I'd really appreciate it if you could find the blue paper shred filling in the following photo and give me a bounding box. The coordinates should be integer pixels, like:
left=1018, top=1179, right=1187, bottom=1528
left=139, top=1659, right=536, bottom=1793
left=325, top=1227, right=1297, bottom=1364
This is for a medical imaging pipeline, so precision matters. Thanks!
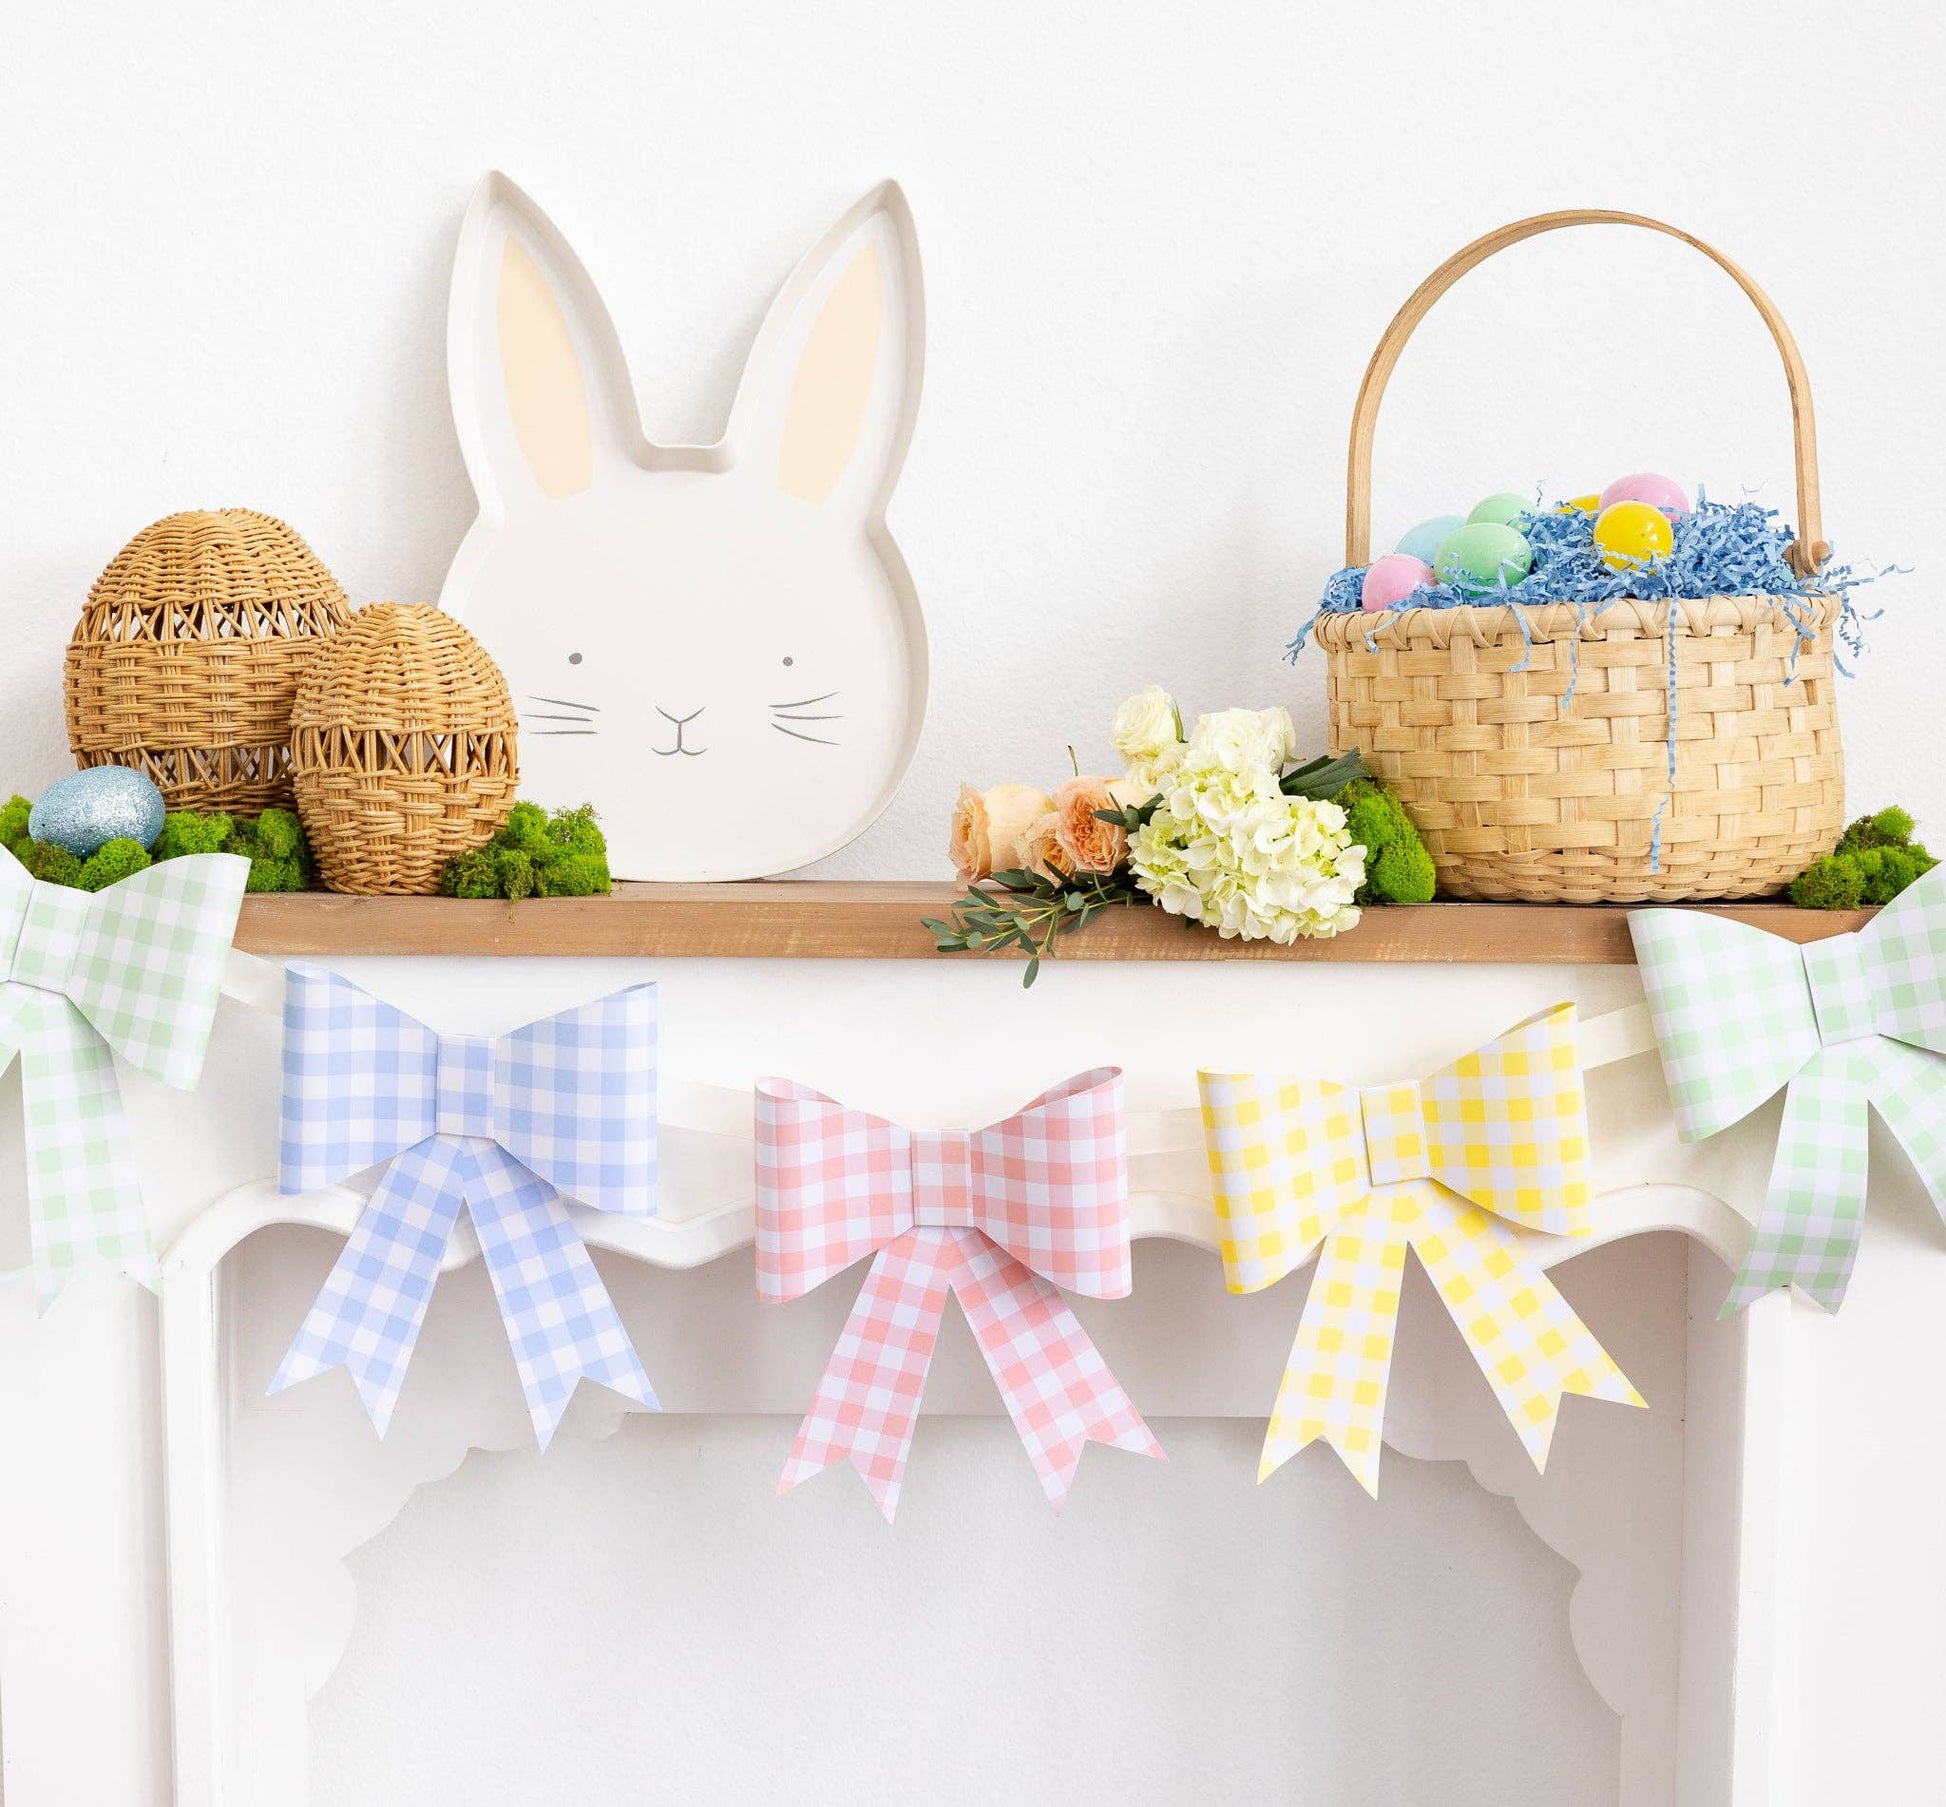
left=1288, top=492, right=1897, bottom=874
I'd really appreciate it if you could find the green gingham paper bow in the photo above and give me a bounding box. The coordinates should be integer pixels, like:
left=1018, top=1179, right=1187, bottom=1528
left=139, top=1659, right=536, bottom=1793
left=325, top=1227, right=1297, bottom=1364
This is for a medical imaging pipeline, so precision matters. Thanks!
left=0, top=849, right=250, bottom=1301
left=1630, top=866, right=1946, bottom=1311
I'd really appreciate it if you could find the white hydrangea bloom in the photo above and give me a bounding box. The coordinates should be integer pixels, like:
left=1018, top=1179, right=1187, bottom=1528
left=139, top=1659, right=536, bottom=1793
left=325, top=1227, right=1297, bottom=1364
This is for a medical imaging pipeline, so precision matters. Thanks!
left=1129, top=746, right=1364, bottom=943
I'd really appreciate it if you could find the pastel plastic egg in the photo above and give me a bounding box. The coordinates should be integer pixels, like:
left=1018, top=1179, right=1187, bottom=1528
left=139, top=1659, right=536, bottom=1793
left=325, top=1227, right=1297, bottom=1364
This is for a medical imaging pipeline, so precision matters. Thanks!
left=28, top=767, right=167, bottom=858
left=1394, top=515, right=1466, bottom=567
left=1593, top=500, right=1676, bottom=572
left=1598, top=472, right=1690, bottom=517
left=1560, top=493, right=1601, bottom=514
left=1467, top=492, right=1533, bottom=529
left=1433, top=522, right=1533, bottom=594
left=1360, top=553, right=1435, bottom=612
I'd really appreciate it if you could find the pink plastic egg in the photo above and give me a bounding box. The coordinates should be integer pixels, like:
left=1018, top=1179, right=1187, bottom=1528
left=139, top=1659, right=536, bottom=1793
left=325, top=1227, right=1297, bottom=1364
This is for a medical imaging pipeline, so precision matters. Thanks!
left=1598, top=472, right=1690, bottom=517
left=1361, top=552, right=1435, bottom=612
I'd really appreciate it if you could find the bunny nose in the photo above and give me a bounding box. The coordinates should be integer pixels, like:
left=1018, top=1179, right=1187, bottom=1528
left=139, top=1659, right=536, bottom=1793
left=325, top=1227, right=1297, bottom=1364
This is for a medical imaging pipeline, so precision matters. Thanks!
left=657, top=707, right=704, bottom=726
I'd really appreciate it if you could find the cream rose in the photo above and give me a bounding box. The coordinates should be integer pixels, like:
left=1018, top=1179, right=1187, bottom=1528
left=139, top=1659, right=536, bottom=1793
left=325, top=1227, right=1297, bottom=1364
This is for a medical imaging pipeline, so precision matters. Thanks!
left=1111, top=685, right=1182, bottom=769
left=950, top=782, right=1056, bottom=880
left=1184, top=705, right=1296, bottom=778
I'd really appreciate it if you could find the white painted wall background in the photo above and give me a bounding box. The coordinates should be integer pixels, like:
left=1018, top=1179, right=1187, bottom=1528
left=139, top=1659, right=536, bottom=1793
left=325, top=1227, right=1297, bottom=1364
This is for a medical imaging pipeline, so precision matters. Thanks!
left=3, top=5, right=1945, bottom=1804
left=0, top=1, right=1940, bottom=864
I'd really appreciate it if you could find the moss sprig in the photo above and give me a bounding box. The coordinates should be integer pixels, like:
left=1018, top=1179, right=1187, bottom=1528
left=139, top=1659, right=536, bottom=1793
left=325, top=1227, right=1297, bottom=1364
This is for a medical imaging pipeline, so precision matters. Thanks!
left=440, top=802, right=612, bottom=900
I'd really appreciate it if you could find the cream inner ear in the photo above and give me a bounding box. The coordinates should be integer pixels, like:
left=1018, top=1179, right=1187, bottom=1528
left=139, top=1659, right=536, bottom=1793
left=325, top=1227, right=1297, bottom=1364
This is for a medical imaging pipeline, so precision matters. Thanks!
left=497, top=236, right=595, bottom=499
left=777, top=243, right=882, bottom=505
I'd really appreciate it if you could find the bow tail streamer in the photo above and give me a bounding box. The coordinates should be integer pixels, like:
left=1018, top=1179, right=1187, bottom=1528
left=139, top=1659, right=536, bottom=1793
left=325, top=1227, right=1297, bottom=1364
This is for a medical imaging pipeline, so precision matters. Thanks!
left=1260, top=1188, right=1642, bottom=1495
left=270, top=1138, right=469, bottom=1434
left=459, top=1142, right=659, bottom=1447
left=1259, top=1195, right=1414, bottom=1495
left=1405, top=1183, right=1644, bottom=1468
left=780, top=1229, right=954, bottom=1520
left=1729, top=1049, right=1873, bottom=1312
left=940, top=1229, right=1163, bottom=1507
left=6, top=992, right=155, bottom=1302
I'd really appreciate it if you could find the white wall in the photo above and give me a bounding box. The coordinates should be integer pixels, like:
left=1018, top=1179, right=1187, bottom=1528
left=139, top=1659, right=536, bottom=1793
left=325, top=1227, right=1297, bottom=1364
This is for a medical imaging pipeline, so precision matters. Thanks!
left=1, top=0, right=1940, bottom=874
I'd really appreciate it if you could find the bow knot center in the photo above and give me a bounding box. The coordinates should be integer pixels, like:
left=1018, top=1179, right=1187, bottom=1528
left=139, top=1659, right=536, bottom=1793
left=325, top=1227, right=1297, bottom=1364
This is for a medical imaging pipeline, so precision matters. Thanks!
left=1359, top=1081, right=1431, bottom=1186
left=2, top=885, right=92, bottom=995
left=1803, top=935, right=1879, bottom=1047
left=435, top=1034, right=496, bottom=1137
left=909, top=1128, right=977, bottom=1229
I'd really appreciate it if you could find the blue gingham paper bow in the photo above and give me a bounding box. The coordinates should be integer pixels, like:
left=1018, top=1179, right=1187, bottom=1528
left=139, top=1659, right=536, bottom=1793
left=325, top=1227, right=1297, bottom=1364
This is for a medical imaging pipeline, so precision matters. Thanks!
left=0, top=849, right=249, bottom=1301
left=271, top=966, right=660, bottom=1443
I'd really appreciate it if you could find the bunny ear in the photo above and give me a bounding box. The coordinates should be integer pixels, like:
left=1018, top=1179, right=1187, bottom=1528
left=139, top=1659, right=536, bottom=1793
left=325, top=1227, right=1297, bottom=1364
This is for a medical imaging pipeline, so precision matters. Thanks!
left=448, top=171, right=641, bottom=510
left=727, top=181, right=924, bottom=522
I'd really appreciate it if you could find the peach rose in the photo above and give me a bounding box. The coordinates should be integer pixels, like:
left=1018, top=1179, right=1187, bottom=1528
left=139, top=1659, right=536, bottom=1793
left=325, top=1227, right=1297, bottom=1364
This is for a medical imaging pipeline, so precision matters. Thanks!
left=950, top=782, right=1057, bottom=880
left=1026, top=775, right=1147, bottom=878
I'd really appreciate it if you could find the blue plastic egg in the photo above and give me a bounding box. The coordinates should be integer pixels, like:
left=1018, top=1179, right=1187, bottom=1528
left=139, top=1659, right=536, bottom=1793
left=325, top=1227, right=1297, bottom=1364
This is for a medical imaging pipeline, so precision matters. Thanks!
left=29, top=767, right=167, bottom=858
left=1395, top=515, right=1466, bottom=568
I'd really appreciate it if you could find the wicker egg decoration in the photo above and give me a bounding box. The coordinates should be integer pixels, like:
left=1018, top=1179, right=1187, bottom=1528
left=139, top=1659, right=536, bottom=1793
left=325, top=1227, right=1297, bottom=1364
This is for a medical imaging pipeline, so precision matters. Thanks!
left=65, top=509, right=352, bottom=812
left=290, top=602, right=519, bottom=895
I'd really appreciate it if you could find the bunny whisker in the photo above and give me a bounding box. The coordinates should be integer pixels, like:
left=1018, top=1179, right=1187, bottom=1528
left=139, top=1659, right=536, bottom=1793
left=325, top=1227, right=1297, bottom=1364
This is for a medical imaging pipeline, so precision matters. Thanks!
left=529, top=711, right=603, bottom=722
left=771, top=712, right=844, bottom=722
left=528, top=694, right=600, bottom=712
left=768, top=690, right=840, bottom=709
left=532, top=729, right=601, bottom=736
left=772, top=723, right=841, bottom=747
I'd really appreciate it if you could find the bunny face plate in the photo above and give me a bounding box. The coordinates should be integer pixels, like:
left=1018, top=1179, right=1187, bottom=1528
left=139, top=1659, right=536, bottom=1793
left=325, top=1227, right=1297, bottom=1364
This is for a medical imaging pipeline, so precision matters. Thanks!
left=441, top=174, right=928, bottom=881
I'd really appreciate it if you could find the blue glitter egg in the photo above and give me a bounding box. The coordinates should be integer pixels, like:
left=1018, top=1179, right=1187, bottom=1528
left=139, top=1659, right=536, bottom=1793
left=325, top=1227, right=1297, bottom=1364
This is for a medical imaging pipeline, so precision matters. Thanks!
left=29, top=768, right=167, bottom=857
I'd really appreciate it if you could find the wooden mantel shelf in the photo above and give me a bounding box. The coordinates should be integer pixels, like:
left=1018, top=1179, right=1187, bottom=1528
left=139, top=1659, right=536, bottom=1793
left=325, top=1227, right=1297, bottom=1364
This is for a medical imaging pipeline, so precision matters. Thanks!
left=232, top=883, right=1874, bottom=964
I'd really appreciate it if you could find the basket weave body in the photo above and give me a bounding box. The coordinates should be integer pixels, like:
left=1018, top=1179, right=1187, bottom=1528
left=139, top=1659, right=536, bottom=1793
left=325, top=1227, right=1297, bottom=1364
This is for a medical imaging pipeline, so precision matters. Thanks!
left=1317, top=596, right=1844, bottom=903
left=65, top=509, right=351, bottom=812
left=290, top=603, right=518, bottom=895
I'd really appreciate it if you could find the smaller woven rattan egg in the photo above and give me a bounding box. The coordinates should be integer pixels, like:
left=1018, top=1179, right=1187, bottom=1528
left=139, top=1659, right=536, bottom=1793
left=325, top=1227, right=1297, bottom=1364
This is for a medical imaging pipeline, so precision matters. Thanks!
left=29, top=767, right=167, bottom=858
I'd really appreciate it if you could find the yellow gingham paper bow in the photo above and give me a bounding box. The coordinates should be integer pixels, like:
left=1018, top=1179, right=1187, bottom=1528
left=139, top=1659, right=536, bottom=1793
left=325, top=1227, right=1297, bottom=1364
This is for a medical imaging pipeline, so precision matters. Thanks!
left=1199, top=1004, right=1643, bottom=1495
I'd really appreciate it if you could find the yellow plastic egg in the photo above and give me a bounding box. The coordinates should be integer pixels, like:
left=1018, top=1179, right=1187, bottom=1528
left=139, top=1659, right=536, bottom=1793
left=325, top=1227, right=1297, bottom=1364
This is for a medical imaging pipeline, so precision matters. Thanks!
left=1560, top=493, right=1600, bottom=514
left=1593, top=500, right=1674, bottom=572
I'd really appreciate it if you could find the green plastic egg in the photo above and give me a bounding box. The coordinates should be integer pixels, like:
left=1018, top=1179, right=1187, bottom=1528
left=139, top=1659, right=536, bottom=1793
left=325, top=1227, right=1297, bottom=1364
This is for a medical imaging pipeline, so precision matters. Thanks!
left=1433, top=522, right=1533, bottom=594
left=1467, top=492, right=1533, bottom=528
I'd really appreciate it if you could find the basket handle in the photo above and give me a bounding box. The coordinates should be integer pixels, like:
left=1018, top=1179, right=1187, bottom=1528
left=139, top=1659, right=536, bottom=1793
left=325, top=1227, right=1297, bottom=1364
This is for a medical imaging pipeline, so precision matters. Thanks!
left=1344, top=209, right=1828, bottom=577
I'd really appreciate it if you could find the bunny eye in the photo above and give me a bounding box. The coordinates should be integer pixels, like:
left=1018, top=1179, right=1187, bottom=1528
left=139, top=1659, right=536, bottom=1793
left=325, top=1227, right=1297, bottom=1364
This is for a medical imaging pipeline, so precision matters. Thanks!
left=781, top=656, right=795, bottom=667
left=568, top=652, right=584, bottom=666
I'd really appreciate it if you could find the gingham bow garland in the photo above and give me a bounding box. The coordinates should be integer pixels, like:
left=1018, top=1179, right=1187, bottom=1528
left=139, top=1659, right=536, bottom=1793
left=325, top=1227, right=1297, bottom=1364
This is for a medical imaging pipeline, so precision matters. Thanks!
left=755, top=1068, right=1164, bottom=1521
left=0, top=850, right=249, bottom=1301
left=272, top=966, right=660, bottom=1444
left=1199, top=1004, right=1642, bottom=1496
left=1631, top=866, right=1946, bottom=1312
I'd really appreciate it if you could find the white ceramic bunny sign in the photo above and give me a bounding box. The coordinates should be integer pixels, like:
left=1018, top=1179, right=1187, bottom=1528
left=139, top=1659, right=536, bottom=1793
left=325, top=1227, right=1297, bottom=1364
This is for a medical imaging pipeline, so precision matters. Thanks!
left=441, top=173, right=927, bottom=880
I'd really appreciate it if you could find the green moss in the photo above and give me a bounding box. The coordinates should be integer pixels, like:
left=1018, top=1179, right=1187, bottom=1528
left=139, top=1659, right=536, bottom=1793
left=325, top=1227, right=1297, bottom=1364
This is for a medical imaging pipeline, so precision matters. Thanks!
left=77, top=838, right=154, bottom=891
left=226, top=808, right=313, bottom=892
left=1790, top=807, right=1937, bottom=909
left=19, top=840, right=83, bottom=886
left=439, top=802, right=613, bottom=900
left=1335, top=778, right=1437, bottom=905
left=151, top=810, right=234, bottom=859
left=2, top=792, right=314, bottom=892
left=0, top=795, right=32, bottom=855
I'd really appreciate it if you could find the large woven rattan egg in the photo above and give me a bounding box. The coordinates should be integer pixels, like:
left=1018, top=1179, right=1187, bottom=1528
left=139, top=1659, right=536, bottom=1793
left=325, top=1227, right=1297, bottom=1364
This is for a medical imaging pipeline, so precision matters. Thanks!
left=65, top=510, right=352, bottom=813
left=289, top=602, right=519, bottom=895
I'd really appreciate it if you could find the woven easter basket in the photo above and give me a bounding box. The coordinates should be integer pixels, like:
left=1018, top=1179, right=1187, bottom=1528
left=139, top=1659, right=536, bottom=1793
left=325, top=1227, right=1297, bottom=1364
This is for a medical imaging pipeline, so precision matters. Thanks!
left=290, top=602, right=518, bottom=895
left=64, top=508, right=352, bottom=812
left=1321, top=210, right=1844, bottom=904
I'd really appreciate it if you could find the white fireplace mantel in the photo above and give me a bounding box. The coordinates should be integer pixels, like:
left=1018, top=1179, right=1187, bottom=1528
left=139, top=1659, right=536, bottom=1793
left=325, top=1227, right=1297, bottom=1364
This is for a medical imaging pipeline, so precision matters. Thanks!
left=0, top=892, right=1938, bottom=1807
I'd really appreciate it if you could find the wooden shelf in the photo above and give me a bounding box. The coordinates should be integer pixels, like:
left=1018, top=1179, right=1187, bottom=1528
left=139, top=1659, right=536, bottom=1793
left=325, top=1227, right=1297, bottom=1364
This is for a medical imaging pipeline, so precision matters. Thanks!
left=232, top=883, right=1874, bottom=964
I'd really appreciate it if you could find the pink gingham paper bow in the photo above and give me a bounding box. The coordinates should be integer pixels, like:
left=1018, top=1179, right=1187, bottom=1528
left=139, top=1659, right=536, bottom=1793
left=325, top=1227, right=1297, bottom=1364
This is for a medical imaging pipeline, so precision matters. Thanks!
left=756, top=1068, right=1164, bottom=1520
